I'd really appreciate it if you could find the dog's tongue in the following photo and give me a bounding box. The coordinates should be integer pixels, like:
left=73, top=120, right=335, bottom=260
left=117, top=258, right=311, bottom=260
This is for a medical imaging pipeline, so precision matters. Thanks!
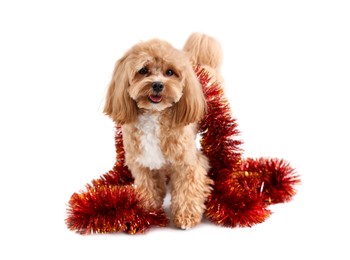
left=149, top=95, right=162, bottom=103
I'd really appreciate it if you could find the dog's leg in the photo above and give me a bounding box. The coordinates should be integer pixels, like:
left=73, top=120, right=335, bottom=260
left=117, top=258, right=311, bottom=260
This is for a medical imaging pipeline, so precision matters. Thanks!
left=129, top=164, right=166, bottom=209
left=170, top=153, right=212, bottom=229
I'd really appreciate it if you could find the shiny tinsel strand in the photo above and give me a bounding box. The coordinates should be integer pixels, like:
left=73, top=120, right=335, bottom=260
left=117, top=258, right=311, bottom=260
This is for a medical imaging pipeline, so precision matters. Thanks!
left=194, top=66, right=300, bottom=228
left=196, top=66, right=243, bottom=174
left=66, top=185, right=168, bottom=234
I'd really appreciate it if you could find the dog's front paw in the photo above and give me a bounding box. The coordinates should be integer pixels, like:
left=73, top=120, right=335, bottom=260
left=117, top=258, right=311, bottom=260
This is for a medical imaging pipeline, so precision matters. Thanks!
left=173, top=213, right=202, bottom=230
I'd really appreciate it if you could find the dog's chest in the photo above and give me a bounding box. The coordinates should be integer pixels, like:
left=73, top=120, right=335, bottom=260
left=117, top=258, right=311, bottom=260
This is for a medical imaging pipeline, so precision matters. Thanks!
left=135, top=114, right=166, bottom=170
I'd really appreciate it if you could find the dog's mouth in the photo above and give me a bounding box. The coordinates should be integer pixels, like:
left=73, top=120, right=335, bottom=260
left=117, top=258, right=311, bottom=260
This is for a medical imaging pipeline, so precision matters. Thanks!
left=148, top=94, right=163, bottom=103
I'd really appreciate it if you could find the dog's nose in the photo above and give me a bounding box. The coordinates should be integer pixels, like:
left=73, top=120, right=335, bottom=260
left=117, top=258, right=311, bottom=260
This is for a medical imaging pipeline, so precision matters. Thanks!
left=152, top=82, right=164, bottom=93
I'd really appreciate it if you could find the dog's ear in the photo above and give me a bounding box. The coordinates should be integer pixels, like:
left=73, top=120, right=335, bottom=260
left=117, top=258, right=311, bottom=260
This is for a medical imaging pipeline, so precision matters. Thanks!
left=172, top=64, right=207, bottom=126
left=104, top=54, right=138, bottom=125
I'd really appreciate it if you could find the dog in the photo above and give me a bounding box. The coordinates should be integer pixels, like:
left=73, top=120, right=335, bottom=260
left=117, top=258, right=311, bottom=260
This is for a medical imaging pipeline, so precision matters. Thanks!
left=104, top=33, right=222, bottom=229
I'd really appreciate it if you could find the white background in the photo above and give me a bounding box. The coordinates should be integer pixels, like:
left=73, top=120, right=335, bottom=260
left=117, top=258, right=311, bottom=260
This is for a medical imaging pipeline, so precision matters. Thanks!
left=1, top=0, right=349, bottom=259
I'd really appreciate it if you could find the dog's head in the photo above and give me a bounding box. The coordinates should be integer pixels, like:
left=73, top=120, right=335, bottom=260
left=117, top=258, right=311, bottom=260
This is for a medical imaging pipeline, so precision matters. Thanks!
left=104, top=39, right=206, bottom=125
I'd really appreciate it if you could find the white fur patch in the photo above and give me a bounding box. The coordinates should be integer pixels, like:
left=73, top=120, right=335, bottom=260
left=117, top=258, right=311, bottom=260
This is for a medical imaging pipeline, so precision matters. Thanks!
left=135, top=113, right=166, bottom=170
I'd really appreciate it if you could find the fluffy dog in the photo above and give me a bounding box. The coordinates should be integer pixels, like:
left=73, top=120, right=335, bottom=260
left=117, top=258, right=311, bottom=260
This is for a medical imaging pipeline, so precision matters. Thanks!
left=104, top=33, right=221, bottom=229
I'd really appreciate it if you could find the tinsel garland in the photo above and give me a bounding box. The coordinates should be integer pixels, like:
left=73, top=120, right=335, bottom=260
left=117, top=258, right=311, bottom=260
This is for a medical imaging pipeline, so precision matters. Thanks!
left=66, top=185, right=168, bottom=234
left=66, top=65, right=300, bottom=234
left=195, top=66, right=300, bottom=227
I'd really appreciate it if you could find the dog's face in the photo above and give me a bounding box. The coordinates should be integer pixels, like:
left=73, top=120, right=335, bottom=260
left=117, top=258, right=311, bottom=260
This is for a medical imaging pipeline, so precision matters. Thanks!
left=104, top=39, right=206, bottom=125
left=127, top=40, right=185, bottom=112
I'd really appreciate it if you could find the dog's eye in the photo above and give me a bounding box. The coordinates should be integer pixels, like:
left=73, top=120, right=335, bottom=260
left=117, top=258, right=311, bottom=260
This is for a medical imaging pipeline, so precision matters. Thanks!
left=165, top=69, right=174, bottom=77
left=138, top=67, right=148, bottom=75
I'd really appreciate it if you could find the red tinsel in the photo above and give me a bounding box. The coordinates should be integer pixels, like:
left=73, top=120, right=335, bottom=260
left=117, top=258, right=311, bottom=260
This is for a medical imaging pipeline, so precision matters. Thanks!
left=66, top=65, right=300, bottom=234
left=194, top=66, right=300, bottom=227
left=66, top=185, right=168, bottom=234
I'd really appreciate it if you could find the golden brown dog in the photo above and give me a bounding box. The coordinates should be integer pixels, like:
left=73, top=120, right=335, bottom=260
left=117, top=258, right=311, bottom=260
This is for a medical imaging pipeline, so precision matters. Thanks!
left=104, top=33, right=221, bottom=229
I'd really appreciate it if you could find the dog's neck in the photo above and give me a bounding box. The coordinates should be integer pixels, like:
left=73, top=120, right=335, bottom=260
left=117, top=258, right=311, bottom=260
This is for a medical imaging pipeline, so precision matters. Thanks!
left=137, top=108, right=173, bottom=126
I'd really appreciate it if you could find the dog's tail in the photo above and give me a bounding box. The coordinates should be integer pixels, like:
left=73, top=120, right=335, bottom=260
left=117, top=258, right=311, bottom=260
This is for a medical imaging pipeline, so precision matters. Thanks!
left=183, top=33, right=223, bottom=71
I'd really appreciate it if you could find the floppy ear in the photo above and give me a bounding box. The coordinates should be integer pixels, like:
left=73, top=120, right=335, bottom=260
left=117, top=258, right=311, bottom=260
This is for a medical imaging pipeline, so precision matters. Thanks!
left=172, top=65, right=207, bottom=126
left=103, top=54, right=138, bottom=125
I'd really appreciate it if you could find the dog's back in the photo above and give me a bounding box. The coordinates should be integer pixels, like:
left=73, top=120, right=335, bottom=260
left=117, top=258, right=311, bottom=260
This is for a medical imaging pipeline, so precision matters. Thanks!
left=183, top=33, right=222, bottom=72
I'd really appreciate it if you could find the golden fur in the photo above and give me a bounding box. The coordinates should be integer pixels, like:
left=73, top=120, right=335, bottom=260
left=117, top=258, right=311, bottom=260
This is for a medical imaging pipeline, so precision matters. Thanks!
left=104, top=33, right=222, bottom=229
